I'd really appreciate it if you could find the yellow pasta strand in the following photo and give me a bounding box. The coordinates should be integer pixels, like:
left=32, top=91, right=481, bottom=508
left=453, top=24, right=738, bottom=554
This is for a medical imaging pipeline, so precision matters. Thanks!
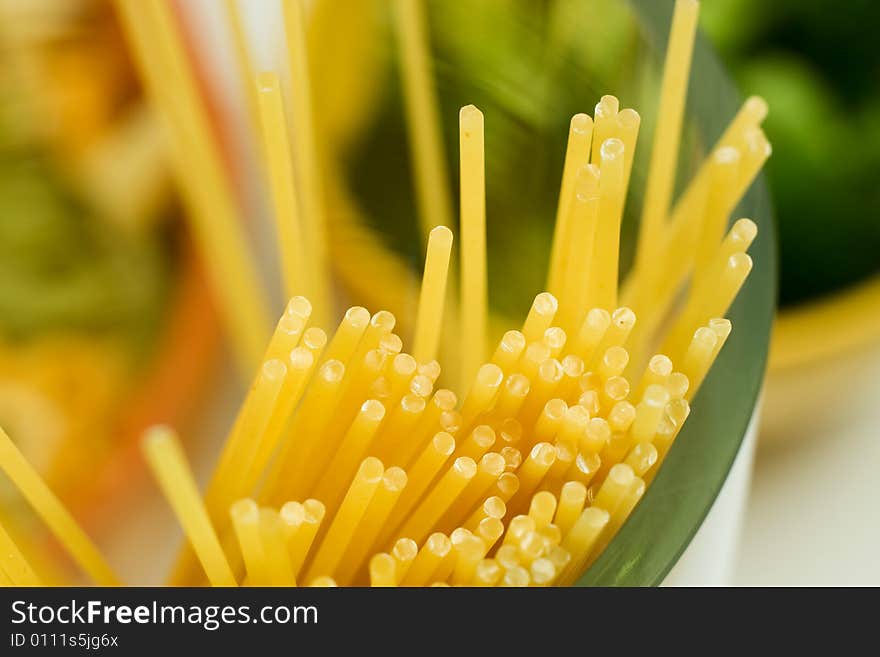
left=491, top=330, right=527, bottom=372
left=0, top=519, right=41, bottom=586
left=694, top=146, right=741, bottom=280
left=400, top=533, right=451, bottom=586
left=393, top=0, right=453, bottom=240
left=662, top=218, right=757, bottom=358
left=256, top=72, right=309, bottom=300
left=559, top=507, right=610, bottom=584
left=283, top=499, right=326, bottom=578
left=398, top=457, right=477, bottom=545
left=259, top=508, right=296, bottom=586
left=204, top=359, right=286, bottom=525
left=629, top=384, right=671, bottom=445
left=617, top=108, right=642, bottom=196
left=692, top=318, right=733, bottom=394
left=265, top=359, right=348, bottom=503
left=391, top=538, right=419, bottom=582
left=413, top=226, right=454, bottom=363
left=369, top=553, right=399, bottom=587
left=238, top=345, right=322, bottom=502
left=590, top=95, right=620, bottom=164
left=460, top=363, right=504, bottom=427
left=335, top=467, right=408, bottom=585
left=230, top=500, right=270, bottom=586
left=548, top=114, right=594, bottom=296
left=305, top=457, right=385, bottom=581
left=588, top=137, right=627, bottom=311
left=143, top=427, right=235, bottom=587
left=558, top=165, right=600, bottom=331
left=554, top=481, right=588, bottom=537
left=324, top=306, right=372, bottom=365
left=314, top=400, right=387, bottom=511
left=635, top=0, right=700, bottom=271
left=459, top=105, right=488, bottom=386
left=0, top=427, right=118, bottom=586
left=282, top=0, right=331, bottom=326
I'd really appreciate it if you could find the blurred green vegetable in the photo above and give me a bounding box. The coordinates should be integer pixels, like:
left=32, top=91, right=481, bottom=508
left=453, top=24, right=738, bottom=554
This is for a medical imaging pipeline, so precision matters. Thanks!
left=0, top=152, right=172, bottom=353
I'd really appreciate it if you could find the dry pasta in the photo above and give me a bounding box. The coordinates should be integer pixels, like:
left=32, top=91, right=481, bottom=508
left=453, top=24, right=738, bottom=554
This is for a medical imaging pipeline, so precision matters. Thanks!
left=0, top=0, right=767, bottom=587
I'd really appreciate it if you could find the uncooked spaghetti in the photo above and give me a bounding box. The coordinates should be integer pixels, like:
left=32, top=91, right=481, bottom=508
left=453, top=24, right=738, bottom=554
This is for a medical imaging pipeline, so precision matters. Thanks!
left=0, top=0, right=768, bottom=587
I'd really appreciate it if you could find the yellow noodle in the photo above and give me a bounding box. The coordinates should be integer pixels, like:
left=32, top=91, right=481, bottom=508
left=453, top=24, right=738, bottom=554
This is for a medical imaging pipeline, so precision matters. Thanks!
left=282, top=0, right=331, bottom=325
left=305, top=457, right=385, bottom=581
left=144, top=428, right=234, bottom=587
left=0, top=519, right=41, bottom=586
left=393, top=0, right=454, bottom=240
left=548, top=115, right=593, bottom=296
left=413, top=226, right=454, bottom=363
left=636, top=0, right=700, bottom=270
left=0, top=428, right=118, bottom=586
left=459, top=105, right=488, bottom=384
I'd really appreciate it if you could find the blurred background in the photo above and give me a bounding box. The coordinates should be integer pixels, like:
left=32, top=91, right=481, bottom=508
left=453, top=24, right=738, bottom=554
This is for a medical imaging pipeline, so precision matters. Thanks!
left=0, top=0, right=876, bottom=584
left=0, top=0, right=221, bottom=529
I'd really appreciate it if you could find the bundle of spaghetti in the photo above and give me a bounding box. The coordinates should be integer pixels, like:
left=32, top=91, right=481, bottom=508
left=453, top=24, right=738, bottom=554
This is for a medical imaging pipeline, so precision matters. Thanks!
left=0, top=259, right=751, bottom=587
left=0, top=0, right=768, bottom=587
